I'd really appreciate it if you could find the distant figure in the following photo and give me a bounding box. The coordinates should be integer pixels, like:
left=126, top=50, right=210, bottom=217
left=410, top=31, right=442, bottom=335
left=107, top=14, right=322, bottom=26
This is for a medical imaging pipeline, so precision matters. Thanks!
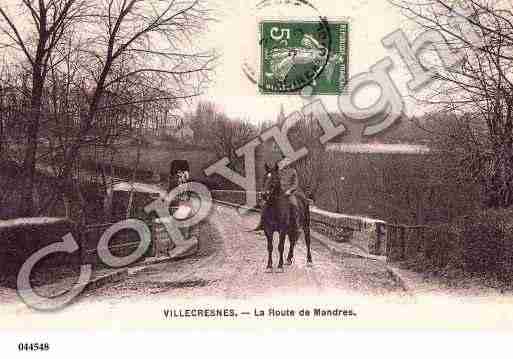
left=168, top=160, right=190, bottom=201
left=177, top=169, right=190, bottom=184
left=178, top=169, right=190, bottom=201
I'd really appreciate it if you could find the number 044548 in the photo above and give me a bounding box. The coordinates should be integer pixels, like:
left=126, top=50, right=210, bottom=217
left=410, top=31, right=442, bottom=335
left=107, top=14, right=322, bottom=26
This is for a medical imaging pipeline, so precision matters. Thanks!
left=18, top=343, right=50, bottom=351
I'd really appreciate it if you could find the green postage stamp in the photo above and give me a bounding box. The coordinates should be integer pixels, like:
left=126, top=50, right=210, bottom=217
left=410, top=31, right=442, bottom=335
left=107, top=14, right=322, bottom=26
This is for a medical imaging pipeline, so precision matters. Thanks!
left=259, top=19, right=349, bottom=95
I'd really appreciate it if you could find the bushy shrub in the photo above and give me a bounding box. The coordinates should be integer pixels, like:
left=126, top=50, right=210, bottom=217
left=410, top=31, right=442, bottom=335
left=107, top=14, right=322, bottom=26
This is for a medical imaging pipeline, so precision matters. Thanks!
left=405, top=208, right=513, bottom=283
left=448, top=209, right=513, bottom=278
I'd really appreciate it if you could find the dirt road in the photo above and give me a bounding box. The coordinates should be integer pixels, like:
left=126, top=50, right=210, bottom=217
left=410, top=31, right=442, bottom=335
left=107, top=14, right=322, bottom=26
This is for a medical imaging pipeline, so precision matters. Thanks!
left=85, top=204, right=402, bottom=300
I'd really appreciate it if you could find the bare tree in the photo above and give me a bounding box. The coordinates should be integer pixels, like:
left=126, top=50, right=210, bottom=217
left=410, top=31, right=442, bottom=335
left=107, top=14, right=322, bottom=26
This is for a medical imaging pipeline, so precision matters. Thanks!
left=290, top=112, right=328, bottom=201
left=55, top=0, right=215, bottom=211
left=390, top=0, right=513, bottom=207
left=0, top=0, right=89, bottom=216
left=191, top=101, right=257, bottom=171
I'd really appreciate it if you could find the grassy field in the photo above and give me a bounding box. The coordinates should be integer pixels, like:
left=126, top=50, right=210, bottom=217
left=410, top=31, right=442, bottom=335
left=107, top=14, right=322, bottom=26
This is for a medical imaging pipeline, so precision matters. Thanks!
left=82, top=140, right=219, bottom=180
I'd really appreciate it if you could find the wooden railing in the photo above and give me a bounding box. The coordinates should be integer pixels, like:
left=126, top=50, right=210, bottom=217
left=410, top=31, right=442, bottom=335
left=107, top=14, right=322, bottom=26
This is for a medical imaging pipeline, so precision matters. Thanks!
left=210, top=190, right=458, bottom=264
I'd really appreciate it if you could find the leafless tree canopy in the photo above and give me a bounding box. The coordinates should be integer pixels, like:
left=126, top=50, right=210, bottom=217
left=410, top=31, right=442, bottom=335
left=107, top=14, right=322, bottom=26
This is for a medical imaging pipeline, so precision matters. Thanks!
left=390, top=0, right=513, bottom=207
left=0, top=0, right=215, bottom=219
left=189, top=102, right=257, bottom=173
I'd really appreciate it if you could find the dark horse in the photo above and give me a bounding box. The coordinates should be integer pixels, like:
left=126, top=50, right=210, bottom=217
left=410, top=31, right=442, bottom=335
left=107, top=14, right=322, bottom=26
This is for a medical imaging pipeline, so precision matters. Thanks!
left=262, top=163, right=312, bottom=272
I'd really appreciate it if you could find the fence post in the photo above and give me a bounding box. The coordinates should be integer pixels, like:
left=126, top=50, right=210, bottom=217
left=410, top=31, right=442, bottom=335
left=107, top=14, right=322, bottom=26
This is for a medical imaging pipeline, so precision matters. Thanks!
left=376, top=222, right=387, bottom=255
left=399, top=226, right=405, bottom=261
left=373, top=223, right=380, bottom=255
left=415, top=227, right=422, bottom=259
left=374, top=222, right=385, bottom=255
left=386, top=225, right=393, bottom=262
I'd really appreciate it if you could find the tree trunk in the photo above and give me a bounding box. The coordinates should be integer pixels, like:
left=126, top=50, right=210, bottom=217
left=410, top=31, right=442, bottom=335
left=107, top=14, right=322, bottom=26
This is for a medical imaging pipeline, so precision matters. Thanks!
left=18, top=76, right=44, bottom=217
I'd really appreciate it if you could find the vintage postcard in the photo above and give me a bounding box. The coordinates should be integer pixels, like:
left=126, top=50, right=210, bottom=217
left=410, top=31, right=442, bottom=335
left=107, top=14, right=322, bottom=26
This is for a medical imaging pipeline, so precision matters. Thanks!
left=1, top=0, right=513, bottom=355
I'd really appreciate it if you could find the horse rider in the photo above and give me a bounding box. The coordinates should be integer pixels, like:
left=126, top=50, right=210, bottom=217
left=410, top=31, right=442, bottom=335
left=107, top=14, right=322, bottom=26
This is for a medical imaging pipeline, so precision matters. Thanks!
left=253, top=155, right=307, bottom=231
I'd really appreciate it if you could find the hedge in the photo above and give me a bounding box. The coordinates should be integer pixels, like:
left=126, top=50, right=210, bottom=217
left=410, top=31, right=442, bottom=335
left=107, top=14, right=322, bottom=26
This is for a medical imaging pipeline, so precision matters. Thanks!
left=402, top=208, right=513, bottom=283
left=0, top=217, right=79, bottom=287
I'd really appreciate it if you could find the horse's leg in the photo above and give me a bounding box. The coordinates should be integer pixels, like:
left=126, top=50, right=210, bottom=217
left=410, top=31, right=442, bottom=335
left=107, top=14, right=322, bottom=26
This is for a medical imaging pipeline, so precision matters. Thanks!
left=286, top=199, right=299, bottom=265
left=277, top=231, right=286, bottom=271
left=286, top=228, right=297, bottom=265
left=304, top=207, right=313, bottom=265
left=265, top=229, right=273, bottom=272
left=304, top=226, right=313, bottom=265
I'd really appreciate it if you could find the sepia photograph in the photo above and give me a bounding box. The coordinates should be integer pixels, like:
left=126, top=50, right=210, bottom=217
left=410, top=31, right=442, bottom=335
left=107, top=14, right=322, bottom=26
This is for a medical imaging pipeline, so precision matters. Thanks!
left=1, top=0, right=513, bottom=356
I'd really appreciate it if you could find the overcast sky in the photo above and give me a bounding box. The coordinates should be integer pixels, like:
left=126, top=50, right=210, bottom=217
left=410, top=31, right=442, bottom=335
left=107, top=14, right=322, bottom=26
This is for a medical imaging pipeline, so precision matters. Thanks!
left=192, top=0, right=417, bottom=124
